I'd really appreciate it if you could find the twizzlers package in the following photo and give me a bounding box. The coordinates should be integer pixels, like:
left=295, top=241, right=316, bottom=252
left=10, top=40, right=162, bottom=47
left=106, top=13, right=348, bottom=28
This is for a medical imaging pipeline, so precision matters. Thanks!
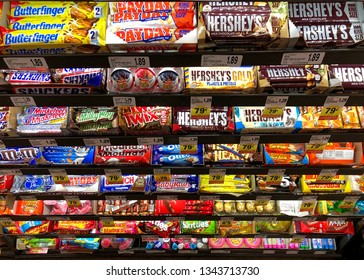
left=118, top=106, right=172, bottom=135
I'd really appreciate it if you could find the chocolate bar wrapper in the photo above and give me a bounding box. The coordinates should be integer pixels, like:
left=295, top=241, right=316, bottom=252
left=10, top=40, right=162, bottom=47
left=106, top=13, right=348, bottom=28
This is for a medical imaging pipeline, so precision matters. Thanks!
left=99, top=175, right=147, bottom=192
left=289, top=2, right=364, bottom=23
left=108, top=68, right=183, bottom=94
left=263, top=145, right=309, bottom=166
left=328, top=64, right=364, bottom=93
left=0, top=175, right=14, bottom=193
left=200, top=2, right=284, bottom=13
left=36, top=146, right=95, bottom=165
left=204, top=144, right=263, bottom=166
left=0, top=108, right=11, bottom=136
left=98, top=200, right=154, bottom=216
left=288, top=21, right=364, bottom=48
left=68, top=107, right=120, bottom=135
left=234, top=106, right=302, bottom=133
left=173, top=106, right=234, bottom=133
left=94, top=145, right=151, bottom=166
left=10, top=1, right=108, bottom=19
left=153, top=144, right=203, bottom=155
left=184, top=67, right=256, bottom=93
left=10, top=175, right=54, bottom=193
left=148, top=174, right=198, bottom=193
left=256, top=221, right=291, bottom=233
left=257, top=65, right=329, bottom=94
left=255, top=175, right=299, bottom=193
left=110, top=2, right=195, bottom=14
left=199, top=175, right=251, bottom=194
left=341, top=106, right=361, bottom=129
left=299, top=106, right=343, bottom=132
left=357, top=107, right=364, bottom=128
left=155, top=200, right=213, bottom=215
left=6, top=71, right=51, bottom=85
left=180, top=220, right=216, bottom=234
left=217, top=221, right=253, bottom=236
left=0, top=147, right=40, bottom=165
left=152, top=153, right=204, bottom=166
left=119, top=106, right=172, bottom=135
left=264, top=143, right=305, bottom=155
left=52, top=68, right=104, bottom=87
left=301, top=175, right=351, bottom=193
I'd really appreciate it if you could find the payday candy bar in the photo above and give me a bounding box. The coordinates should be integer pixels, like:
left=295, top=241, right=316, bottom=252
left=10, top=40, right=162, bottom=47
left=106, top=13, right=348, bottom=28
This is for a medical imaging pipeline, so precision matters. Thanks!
left=153, top=153, right=203, bottom=166
left=100, top=175, right=147, bottom=192
left=110, top=2, right=195, bottom=14
left=264, top=152, right=307, bottom=165
left=10, top=1, right=107, bottom=19
left=6, top=72, right=51, bottom=84
left=119, top=106, right=172, bottom=135
left=259, top=65, right=323, bottom=83
left=289, top=2, right=364, bottom=23
left=173, top=106, right=234, bottom=133
left=0, top=147, right=40, bottom=164
left=328, top=64, right=364, bottom=90
left=94, top=145, right=151, bottom=166
left=292, top=22, right=364, bottom=48
left=148, top=174, right=198, bottom=193
left=153, top=144, right=203, bottom=155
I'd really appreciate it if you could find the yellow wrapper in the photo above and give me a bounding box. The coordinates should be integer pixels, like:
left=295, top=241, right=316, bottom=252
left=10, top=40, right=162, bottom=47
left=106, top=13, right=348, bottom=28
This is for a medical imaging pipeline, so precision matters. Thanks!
left=199, top=175, right=251, bottom=193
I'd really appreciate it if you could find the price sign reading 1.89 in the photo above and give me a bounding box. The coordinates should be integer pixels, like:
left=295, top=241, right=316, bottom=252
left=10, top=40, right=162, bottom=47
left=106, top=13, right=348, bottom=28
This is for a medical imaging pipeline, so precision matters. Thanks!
left=190, top=96, right=212, bottom=119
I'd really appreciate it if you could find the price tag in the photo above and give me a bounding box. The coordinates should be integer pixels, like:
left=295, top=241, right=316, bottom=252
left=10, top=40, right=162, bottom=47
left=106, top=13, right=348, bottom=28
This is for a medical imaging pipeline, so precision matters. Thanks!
left=339, top=196, right=360, bottom=209
left=0, top=196, right=5, bottom=201
left=118, top=250, right=134, bottom=255
left=179, top=137, right=198, bottom=154
left=255, top=196, right=272, bottom=205
left=0, top=218, right=13, bottom=227
left=169, top=217, right=185, bottom=221
left=293, top=217, right=317, bottom=222
left=83, top=138, right=111, bottom=146
left=299, top=196, right=318, bottom=213
left=239, top=136, right=259, bottom=153
left=64, top=196, right=81, bottom=208
left=11, top=97, right=36, bottom=107
left=319, top=96, right=348, bottom=120
left=29, top=139, right=57, bottom=147
left=28, top=248, right=48, bottom=254
left=137, top=137, right=164, bottom=145
left=200, top=195, right=220, bottom=201
left=157, top=195, right=178, bottom=200
left=314, top=251, right=327, bottom=255
left=263, top=250, right=275, bottom=255
left=49, top=169, right=69, bottom=184
left=4, top=57, right=48, bottom=69
left=316, top=169, right=338, bottom=183
left=201, top=55, right=243, bottom=67
left=306, top=135, right=330, bottom=153
left=254, top=217, right=277, bottom=222
left=175, top=235, right=192, bottom=239
left=266, top=169, right=285, bottom=186
left=105, top=195, right=126, bottom=201
left=290, top=235, right=305, bottom=244
left=20, top=195, right=37, bottom=201
left=108, top=56, right=150, bottom=68
left=113, top=96, right=136, bottom=106
left=154, top=168, right=171, bottom=182
left=220, top=217, right=234, bottom=222
left=0, top=140, right=6, bottom=149
left=100, top=217, right=115, bottom=227
left=262, top=96, right=288, bottom=118
left=59, top=235, right=76, bottom=240
left=105, top=169, right=123, bottom=184
left=190, top=96, right=212, bottom=120
left=281, top=52, right=325, bottom=65
left=211, top=250, right=231, bottom=254
left=0, top=169, right=22, bottom=176
left=46, top=216, right=70, bottom=221
left=209, top=169, right=226, bottom=184
left=178, top=250, right=198, bottom=254
left=286, top=251, right=299, bottom=255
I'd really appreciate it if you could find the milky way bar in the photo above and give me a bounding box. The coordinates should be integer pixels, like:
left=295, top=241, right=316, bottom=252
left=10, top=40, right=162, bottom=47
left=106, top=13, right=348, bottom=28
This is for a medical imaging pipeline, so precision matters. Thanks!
left=200, top=2, right=283, bottom=13
left=110, top=2, right=195, bottom=14
left=289, top=2, right=364, bottom=23
left=293, top=22, right=364, bottom=47
left=259, top=65, right=322, bottom=83
left=329, top=64, right=364, bottom=89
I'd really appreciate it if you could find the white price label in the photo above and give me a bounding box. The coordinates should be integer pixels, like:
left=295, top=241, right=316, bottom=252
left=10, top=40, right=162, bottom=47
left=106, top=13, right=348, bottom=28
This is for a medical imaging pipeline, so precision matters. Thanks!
left=309, top=135, right=331, bottom=145
left=29, top=139, right=57, bottom=147
left=265, top=96, right=288, bottom=108
left=175, top=235, right=192, bottom=239
left=49, top=169, right=68, bottom=177
left=156, top=195, right=178, bottom=200
left=200, top=195, right=221, bottom=201
left=46, top=216, right=70, bottom=221
left=178, top=250, right=197, bottom=254
left=239, top=136, right=260, bottom=153
left=20, top=195, right=37, bottom=201
left=286, top=251, right=299, bottom=255
left=108, top=56, right=150, bottom=68
left=105, top=195, right=126, bottom=200
left=113, top=96, right=136, bottom=106
left=118, top=250, right=134, bottom=254
left=281, top=52, right=325, bottom=65
left=0, top=140, right=5, bottom=149
left=263, top=250, right=275, bottom=255
left=169, top=217, right=185, bottom=221
left=314, top=251, right=327, bottom=255
left=254, top=217, right=277, bottom=222
left=201, top=55, right=243, bottom=67
left=179, top=137, right=198, bottom=146
left=4, top=57, right=48, bottom=69
left=0, top=169, right=22, bottom=175
left=83, top=138, right=111, bottom=146
left=323, top=96, right=349, bottom=107
left=59, top=235, right=76, bottom=240
left=11, top=97, right=36, bottom=107
left=211, top=250, right=231, bottom=254
left=137, top=137, right=164, bottom=145
left=220, top=217, right=234, bottom=222
left=191, top=96, right=212, bottom=107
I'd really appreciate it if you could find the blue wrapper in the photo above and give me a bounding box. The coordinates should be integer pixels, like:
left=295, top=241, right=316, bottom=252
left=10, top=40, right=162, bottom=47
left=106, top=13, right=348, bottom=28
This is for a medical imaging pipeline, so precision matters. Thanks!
left=11, top=175, right=54, bottom=193
left=60, top=238, right=100, bottom=250
left=354, top=200, right=364, bottom=215
left=61, top=72, right=103, bottom=87
left=153, top=144, right=203, bottom=155
left=152, top=153, right=203, bottom=166
left=327, top=239, right=335, bottom=250
left=321, top=239, right=328, bottom=249
left=0, top=147, right=40, bottom=164
left=39, top=146, right=95, bottom=165
left=99, top=175, right=147, bottom=192
left=312, top=239, right=318, bottom=250
left=148, top=174, right=198, bottom=193
left=41, top=146, right=92, bottom=155
left=18, top=221, right=44, bottom=234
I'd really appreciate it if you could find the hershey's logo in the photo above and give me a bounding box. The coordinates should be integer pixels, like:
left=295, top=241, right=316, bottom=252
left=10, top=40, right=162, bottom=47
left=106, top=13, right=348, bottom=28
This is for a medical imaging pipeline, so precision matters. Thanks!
left=244, top=108, right=292, bottom=123
left=332, top=67, right=364, bottom=82
left=266, top=68, right=310, bottom=78
left=177, top=111, right=228, bottom=127
left=190, top=70, right=252, bottom=82
left=297, top=24, right=349, bottom=41
left=205, top=14, right=262, bottom=32
left=289, top=3, right=343, bottom=18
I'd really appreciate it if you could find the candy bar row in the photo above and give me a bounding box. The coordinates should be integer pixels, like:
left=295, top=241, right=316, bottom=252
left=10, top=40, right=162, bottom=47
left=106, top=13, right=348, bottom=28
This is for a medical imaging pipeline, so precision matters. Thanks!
left=4, top=65, right=364, bottom=95
left=2, top=2, right=364, bottom=53
left=0, top=220, right=355, bottom=236
left=1, top=198, right=363, bottom=217
left=2, top=106, right=364, bottom=136
left=14, top=237, right=336, bottom=254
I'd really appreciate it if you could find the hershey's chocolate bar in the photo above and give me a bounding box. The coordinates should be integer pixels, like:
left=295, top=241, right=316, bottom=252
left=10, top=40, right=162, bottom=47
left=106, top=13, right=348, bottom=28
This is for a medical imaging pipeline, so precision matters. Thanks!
left=260, top=66, right=322, bottom=83
left=329, top=64, right=364, bottom=89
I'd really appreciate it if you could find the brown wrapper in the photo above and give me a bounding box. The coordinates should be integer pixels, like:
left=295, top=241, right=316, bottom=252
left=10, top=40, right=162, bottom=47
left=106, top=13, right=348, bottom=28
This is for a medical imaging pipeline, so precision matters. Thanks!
left=328, top=64, right=364, bottom=92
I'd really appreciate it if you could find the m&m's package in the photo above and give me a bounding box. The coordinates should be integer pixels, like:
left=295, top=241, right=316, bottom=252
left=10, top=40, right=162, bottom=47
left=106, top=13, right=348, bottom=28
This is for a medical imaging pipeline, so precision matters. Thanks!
left=0, top=147, right=40, bottom=165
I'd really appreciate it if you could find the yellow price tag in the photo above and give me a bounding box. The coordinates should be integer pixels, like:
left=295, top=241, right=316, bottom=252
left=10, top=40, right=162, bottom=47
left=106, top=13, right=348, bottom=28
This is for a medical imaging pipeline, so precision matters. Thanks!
left=1, top=221, right=13, bottom=227
left=52, top=175, right=70, bottom=184
left=238, top=144, right=258, bottom=153
left=290, top=235, right=305, bottom=244
left=266, top=174, right=283, bottom=186
left=101, top=218, right=115, bottom=227
left=299, top=197, right=317, bottom=212
left=209, top=174, right=225, bottom=184
left=339, top=196, right=360, bottom=209
left=306, top=143, right=326, bottom=153
left=106, top=175, right=123, bottom=184
left=180, top=144, right=198, bottom=154
left=190, top=107, right=211, bottom=119
left=319, top=106, right=341, bottom=120
left=154, top=174, right=172, bottom=182
left=262, top=107, right=283, bottom=118
left=316, top=175, right=335, bottom=183
left=65, top=196, right=81, bottom=208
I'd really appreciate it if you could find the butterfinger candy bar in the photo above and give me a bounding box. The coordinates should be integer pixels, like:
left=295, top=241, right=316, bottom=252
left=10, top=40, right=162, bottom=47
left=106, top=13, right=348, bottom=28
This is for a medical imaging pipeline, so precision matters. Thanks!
left=6, top=71, right=52, bottom=84
left=328, top=64, right=364, bottom=91
left=10, top=1, right=107, bottom=19
left=289, top=2, right=364, bottom=23
left=110, top=2, right=195, bottom=14
left=259, top=65, right=323, bottom=83
left=94, top=145, right=151, bottom=166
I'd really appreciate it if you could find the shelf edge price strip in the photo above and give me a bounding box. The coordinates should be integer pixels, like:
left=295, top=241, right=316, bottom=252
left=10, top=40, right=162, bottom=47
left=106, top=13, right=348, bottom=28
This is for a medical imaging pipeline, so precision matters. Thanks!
left=83, top=138, right=111, bottom=146
left=280, top=52, right=325, bottom=65
left=4, top=57, right=48, bottom=69
left=179, top=137, right=198, bottom=155
left=209, top=169, right=226, bottom=184
left=262, top=96, right=288, bottom=118
left=299, top=196, right=318, bottom=213
left=49, top=169, right=70, bottom=184
left=190, top=96, right=212, bottom=120
left=108, top=56, right=150, bottom=68
left=316, top=169, right=338, bottom=183
left=137, top=137, right=164, bottom=145
left=266, top=169, right=285, bottom=186
left=105, top=169, right=123, bottom=185
left=319, top=96, right=348, bottom=120
left=11, top=96, right=36, bottom=107
left=29, top=139, right=58, bottom=147
left=339, top=196, right=360, bottom=209
left=306, top=135, right=330, bottom=153
left=64, top=196, right=81, bottom=208
left=154, top=168, right=171, bottom=182
left=201, top=54, right=243, bottom=67
left=100, top=217, right=115, bottom=227
left=113, top=96, right=136, bottom=107
left=239, top=136, right=260, bottom=153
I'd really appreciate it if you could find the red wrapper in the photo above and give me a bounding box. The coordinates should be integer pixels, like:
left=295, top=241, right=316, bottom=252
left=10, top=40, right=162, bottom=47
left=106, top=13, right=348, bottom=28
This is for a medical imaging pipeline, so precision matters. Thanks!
left=137, top=220, right=180, bottom=237
left=94, top=145, right=151, bottom=165
left=155, top=200, right=214, bottom=215
left=0, top=175, right=14, bottom=193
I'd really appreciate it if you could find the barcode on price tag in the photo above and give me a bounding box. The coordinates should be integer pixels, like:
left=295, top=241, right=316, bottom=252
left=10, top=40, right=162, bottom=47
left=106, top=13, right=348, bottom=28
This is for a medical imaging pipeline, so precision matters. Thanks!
left=29, top=139, right=57, bottom=147
left=306, top=135, right=330, bottom=153
left=319, top=96, right=348, bottom=120
left=108, top=56, right=150, bottom=68
left=262, top=96, right=288, bottom=118
left=11, top=97, right=36, bottom=107
left=4, top=57, right=48, bottom=69
left=20, top=195, right=37, bottom=201
left=281, top=52, right=325, bottom=65
left=201, top=55, right=243, bottom=67
left=239, top=136, right=259, bottom=153
left=316, top=169, right=338, bottom=183
left=83, top=138, right=111, bottom=146
left=179, top=137, right=198, bottom=154
left=190, top=96, right=212, bottom=119
left=113, top=97, right=136, bottom=106
left=137, top=137, right=164, bottom=145
left=209, top=169, right=226, bottom=184
left=104, top=169, right=123, bottom=184
left=49, top=169, right=69, bottom=184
